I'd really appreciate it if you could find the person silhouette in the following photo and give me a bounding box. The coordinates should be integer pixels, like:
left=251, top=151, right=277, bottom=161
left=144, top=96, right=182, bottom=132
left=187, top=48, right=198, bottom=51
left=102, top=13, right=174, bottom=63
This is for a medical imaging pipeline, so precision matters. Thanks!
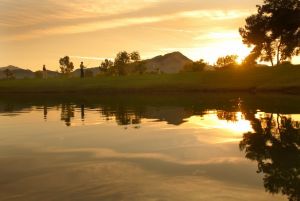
left=42, top=65, right=47, bottom=79
left=80, top=62, right=85, bottom=78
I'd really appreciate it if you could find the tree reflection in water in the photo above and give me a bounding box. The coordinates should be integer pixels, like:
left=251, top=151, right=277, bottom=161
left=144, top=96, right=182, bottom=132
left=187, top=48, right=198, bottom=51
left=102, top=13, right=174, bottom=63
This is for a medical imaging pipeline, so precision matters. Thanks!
left=240, top=113, right=300, bottom=201
left=100, top=105, right=143, bottom=128
left=60, top=104, right=75, bottom=127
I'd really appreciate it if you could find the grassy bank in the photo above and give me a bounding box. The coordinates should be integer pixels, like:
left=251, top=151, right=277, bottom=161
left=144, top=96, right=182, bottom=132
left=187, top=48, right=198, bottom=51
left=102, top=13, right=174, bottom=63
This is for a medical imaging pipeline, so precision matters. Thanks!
left=1, top=67, right=300, bottom=94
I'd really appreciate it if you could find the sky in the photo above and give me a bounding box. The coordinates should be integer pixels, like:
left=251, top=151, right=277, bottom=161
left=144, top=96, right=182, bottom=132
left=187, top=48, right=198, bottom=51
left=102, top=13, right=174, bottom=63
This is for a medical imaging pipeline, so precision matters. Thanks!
left=0, top=0, right=298, bottom=70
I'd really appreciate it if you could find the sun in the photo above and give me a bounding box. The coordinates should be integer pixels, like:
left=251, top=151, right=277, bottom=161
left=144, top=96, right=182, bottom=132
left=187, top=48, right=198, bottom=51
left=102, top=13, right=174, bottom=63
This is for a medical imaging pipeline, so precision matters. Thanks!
left=187, top=31, right=252, bottom=64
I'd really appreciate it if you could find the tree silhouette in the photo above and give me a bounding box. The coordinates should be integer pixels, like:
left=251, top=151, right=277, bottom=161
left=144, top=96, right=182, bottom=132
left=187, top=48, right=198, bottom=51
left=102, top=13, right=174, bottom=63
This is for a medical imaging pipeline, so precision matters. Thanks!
left=3, top=69, right=15, bottom=79
left=99, top=59, right=114, bottom=74
left=130, top=51, right=141, bottom=62
left=133, top=61, right=147, bottom=75
left=181, top=59, right=207, bottom=72
left=240, top=114, right=300, bottom=201
left=59, top=56, right=74, bottom=75
left=113, top=51, right=143, bottom=75
left=114, top=51, right=131, bottom=75
left=240, top=0, right=300, bottom=66
left=216, top=55, right=238, bottom=68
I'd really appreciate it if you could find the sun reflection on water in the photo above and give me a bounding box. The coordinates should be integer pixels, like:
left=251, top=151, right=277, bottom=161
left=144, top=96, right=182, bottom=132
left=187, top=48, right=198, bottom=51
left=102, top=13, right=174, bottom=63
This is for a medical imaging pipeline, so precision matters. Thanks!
left=187, top=111, right=252, bottom=133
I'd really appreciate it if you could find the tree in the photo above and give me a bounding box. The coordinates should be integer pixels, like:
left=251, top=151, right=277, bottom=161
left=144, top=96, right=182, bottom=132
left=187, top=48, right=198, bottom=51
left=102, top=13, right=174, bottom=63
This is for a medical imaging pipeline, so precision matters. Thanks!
left=130, top=51, right=141, bottom=62
left=241, top=50, right=259, bottom=67
left=239, top=0, right=300, bottom=66
left=181, top=59, right=207, bottom=72
left=99, top=59, right=114, bottom=73
left=3, top=69, right=15, bottom=79
left=114, top=51, right=131, bottom=75
left=59, top=56, right=74, bottom=75
left=133, top=61, right=147, bottom=75
left=216, top=55, right=238, bottom=68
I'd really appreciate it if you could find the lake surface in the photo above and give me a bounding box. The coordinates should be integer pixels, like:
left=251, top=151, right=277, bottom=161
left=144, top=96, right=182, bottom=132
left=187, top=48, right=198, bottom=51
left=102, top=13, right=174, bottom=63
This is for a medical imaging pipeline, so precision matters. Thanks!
left=0, top=93, right=299, bottom=201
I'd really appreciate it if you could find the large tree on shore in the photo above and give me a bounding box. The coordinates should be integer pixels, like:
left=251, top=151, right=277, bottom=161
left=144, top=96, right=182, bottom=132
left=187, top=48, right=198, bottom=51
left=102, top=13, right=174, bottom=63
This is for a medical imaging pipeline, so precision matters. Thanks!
left=239, top=0, right=300, bottom=66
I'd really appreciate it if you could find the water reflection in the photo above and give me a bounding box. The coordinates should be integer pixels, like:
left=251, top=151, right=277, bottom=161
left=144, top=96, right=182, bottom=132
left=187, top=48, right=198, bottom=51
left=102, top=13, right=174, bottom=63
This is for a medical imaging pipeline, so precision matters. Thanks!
left=240, top=114, right=300, bottom=201
left=43, top=105, right=47, bottom=120
left=0, top=93, right=299, bottom=200
left=60, top=104, right=75, bottom=126
left=81, top=104, right=85, bottom=122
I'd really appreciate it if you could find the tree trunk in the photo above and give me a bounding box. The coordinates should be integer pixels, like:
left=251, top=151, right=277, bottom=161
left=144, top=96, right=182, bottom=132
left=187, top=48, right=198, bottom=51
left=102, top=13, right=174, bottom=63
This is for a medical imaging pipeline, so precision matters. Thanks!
left=270, top=55, right=274, bottom=67
left=266, top=43, right=274, bottom=67
left=276, top=37, right=282, bottom=66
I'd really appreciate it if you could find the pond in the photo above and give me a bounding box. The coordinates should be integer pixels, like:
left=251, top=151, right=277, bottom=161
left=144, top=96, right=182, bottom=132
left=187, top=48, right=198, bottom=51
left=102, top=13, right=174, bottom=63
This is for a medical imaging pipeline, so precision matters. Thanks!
left=0, top=93, right=299, bottom=201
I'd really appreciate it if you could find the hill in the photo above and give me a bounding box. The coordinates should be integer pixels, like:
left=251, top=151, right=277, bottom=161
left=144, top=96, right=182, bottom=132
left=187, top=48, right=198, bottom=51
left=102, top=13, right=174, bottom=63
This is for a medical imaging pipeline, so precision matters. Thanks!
left=0, top=65, right=60, bottom=79
left=0, top=51, right=193, bottom=78
left=144, top=52, right=192, bottom=73
left=0, top=65, right=23, bottom=71
left=0, top=65, right=35, bottom=79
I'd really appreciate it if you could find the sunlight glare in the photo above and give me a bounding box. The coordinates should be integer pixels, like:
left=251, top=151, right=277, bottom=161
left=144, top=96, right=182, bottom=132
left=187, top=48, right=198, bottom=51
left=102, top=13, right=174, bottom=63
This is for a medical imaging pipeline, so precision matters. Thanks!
left=187, top=111, right=253, bottom=133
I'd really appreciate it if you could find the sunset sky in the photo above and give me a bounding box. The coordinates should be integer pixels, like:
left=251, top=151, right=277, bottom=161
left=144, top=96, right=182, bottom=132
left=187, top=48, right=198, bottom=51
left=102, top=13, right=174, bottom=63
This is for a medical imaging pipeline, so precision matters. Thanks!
left=1, top=0, right=298, bottom=70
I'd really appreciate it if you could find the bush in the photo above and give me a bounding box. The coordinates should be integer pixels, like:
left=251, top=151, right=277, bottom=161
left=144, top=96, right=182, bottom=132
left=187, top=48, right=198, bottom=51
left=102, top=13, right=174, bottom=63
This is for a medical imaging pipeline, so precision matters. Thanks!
left=181, top=59, right=207, bottom=72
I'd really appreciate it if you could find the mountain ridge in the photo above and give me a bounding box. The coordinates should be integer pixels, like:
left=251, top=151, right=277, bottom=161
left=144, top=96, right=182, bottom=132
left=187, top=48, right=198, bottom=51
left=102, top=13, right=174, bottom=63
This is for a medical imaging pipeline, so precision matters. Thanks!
left=1, top=51, right=192, bottom=79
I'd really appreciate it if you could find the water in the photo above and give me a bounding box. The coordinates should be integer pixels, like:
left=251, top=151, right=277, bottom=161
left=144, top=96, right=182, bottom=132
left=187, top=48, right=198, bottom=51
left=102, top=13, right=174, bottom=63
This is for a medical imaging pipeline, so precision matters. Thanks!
left=0, top=93, right=299, bottom=201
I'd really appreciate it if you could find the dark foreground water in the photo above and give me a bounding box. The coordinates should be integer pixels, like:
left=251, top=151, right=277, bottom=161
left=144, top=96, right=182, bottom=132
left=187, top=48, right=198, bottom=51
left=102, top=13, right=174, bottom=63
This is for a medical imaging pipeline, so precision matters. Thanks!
left=0, top=93, right=299, bottom=201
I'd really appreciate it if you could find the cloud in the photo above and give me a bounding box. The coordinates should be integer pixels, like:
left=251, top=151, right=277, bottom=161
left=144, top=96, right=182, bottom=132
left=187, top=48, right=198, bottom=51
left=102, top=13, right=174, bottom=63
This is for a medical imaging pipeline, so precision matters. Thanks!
left=1, top=7, right=251, bottom=42
left=0, top=0, right=256, bottom=41
left=0, top=0, right=263, bottom=69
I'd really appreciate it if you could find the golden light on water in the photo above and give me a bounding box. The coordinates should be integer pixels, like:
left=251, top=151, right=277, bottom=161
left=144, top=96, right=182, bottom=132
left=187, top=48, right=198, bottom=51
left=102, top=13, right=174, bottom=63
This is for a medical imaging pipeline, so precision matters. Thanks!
left=186, top=111, right=253, bottom=144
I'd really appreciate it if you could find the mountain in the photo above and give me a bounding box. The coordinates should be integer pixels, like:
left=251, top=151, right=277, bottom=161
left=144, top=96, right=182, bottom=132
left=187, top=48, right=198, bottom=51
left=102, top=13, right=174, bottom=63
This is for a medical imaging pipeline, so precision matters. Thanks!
left=0, top=65, right=35, bottom=79
left=144, top=52, right=193, bottom=73
left=0, top=52, right=193, bottom=79
left=0, top=65, right=24, bottom=71
left=0, top=65, right=60, bottom=79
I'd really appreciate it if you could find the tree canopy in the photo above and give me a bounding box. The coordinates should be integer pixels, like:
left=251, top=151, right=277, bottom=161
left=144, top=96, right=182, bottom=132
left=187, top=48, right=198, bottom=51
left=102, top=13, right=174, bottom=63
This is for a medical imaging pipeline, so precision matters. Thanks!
left=130, top=51, right=141, bottom=62
left=110, top=51, right=143, bottom=75
left=181, top=59, right=207, bottom=72
left=239, top=0, right=300, bottom=66
left=59, top=56, right=74, bottom=74
left=3, top=69, right=15, bottom=79
left=99, top=59, right=114, bottom=73
left=216, top=55, right=238, bottom=68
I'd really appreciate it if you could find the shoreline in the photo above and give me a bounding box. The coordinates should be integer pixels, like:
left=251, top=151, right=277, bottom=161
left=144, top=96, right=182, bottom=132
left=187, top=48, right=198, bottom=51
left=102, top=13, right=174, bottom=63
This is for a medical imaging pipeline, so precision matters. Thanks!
left=0, top=87, right=300, bottom=94
left=1, top=69, right=300, bottom=95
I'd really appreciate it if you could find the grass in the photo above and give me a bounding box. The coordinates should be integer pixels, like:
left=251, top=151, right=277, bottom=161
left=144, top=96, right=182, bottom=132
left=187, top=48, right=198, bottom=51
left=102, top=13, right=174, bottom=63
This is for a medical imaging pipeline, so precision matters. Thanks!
left=1, top=66, right=300, bottom=93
